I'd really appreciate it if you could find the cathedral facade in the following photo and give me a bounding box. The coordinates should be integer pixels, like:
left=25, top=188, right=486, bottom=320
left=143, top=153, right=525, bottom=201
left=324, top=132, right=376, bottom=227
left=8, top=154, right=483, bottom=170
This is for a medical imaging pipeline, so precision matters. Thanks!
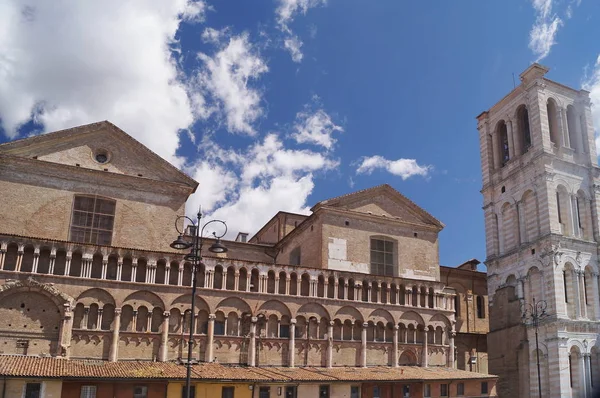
left=0, top=121, right=495, bottom=397
left=477, top=64, right=600, bottom=397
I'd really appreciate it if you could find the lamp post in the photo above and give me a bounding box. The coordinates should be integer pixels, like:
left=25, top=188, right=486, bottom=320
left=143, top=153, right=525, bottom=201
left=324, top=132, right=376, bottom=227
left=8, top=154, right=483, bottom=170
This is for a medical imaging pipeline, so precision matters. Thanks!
left=171, top=210, right=227, bottom=398
left=521, top=297, right=548, bottom=398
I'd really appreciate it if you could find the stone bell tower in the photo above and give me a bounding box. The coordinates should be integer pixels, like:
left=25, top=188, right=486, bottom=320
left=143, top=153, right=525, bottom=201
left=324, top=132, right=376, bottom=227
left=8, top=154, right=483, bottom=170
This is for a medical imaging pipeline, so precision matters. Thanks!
left=476, top=64, right=600, bottom=398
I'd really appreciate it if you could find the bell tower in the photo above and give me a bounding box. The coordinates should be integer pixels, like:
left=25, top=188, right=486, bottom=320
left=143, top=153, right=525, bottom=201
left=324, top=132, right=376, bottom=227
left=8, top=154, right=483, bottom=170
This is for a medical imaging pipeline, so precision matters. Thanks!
left=476, top=64, right=600, bottom=398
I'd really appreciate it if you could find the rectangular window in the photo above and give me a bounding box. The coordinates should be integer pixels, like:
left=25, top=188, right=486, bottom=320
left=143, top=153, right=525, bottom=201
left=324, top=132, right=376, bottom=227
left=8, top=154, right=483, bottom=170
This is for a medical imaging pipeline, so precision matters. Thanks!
left=481, top=381, right=489, bottom=394
left=373, top=386, right=381, bottom=398
left=370, top=238, right=394, bottom=276
left=440, top=384, right=448, bottom=397
left=16, top=339, right=29, bottom=355
left=133, top=386, right=148, bottom=398
left=424, top=384, right=431, bottom=397
left=80, top=386, right=97, bottom=398
left=476, top=296, right=485, bottom=318
left=70, top=195, right=116, bottom=245
left=285, top=386, right=297, bottom=398
left=181, top=386, right=196, bottom=398
left=319, top=385, right=330, bottom=398
left=457, top=382, right=465, bottom=396
left=259, top=387, right=270, bottom=398
left=222, top=387, right=235, bottom=398
left=24, top=383, right=41, bottom=398
left=350, top=386, right=360, bottom=398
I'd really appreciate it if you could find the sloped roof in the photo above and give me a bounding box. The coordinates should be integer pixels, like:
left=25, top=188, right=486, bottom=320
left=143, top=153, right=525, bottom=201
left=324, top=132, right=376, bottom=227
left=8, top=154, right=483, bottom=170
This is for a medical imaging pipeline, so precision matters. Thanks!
left=0, top=120, right=198, bottom=190
left=0, top=356, right=497, bottom=382
left=311, top=184, right=444, bottom=229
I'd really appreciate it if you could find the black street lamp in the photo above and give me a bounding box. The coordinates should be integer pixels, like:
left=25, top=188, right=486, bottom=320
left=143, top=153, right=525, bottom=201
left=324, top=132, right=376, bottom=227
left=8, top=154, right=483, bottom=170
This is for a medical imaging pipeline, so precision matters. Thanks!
left=171, top=210, right=227, bottom=398
left=521, top=297, right=548, bottom=398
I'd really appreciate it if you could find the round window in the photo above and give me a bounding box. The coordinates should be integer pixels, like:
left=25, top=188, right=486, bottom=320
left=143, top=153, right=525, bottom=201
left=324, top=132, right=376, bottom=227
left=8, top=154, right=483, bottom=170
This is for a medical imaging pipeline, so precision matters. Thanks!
left=93, top=149, right=110, bottom=164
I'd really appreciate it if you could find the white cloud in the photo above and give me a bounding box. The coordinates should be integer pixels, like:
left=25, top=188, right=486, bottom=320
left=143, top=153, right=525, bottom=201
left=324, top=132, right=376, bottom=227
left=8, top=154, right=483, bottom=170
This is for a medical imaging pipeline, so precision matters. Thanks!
left=275, top=0, right=326, bottom=63
left=192, top=32, right=269, bottom=135
left=528, top=0, right=563, bottom=62
left=0, top=0, right=207, bottom=166
left=291, top=107, right=343, bottom=150
left=276, top=0, right=326, bottom=32
left=356, top=156, right=432, bottom=180
left=284, top=35, right=304, bottom=63
left=201, top=27, right=228, bottom=44
left=187, top=133, right=339, bottom=238
left=582, top=55, right=600, bottom=156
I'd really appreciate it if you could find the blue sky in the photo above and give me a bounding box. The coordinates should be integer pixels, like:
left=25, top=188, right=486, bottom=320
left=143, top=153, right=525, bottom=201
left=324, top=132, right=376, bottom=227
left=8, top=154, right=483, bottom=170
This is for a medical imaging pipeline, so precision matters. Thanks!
left=1, top=0, right=599, bottom=269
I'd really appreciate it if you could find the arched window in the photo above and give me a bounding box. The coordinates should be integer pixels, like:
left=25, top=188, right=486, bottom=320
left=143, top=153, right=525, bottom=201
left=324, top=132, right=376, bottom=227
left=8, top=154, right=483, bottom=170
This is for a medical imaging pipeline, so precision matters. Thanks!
left=496, top=120, right=510, bottom=167
left=476, top=296, right=485, bottom=318
left=556, top=186, right=571, bottom=236
left=517, top=105, right=531, bottom=153
left=547, top=99, right=561, bottom=147
left=567, top=105, right=581, bottom=152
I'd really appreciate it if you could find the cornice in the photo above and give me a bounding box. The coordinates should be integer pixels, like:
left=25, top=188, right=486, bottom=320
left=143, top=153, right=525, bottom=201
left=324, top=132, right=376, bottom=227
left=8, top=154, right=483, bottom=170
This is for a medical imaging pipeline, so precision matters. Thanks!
left=0, top=154, right=194, bottom=198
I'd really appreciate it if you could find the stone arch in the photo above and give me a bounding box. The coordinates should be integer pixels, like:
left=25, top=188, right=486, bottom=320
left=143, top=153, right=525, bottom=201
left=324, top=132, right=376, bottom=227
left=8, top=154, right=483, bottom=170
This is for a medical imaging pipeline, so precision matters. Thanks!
left=0, top=278, right=74, bottom=312
left=76, top=288, right=116, bottom=307
left=170, top=294, right=210, bottom=313
left=258, top=300, right=291, bottom=319
left=334, top=306, right=364, bottom=323
left=121, top=290, right=164, bottom=311
left=367, top=308, right=394, bottom=325
left=216, top=297, right=252, bottom=316
left=398, top=349, right=418, bottom=366
left=399, top=311, right=425, bottom=327
left=428, top=313, right=451, bottom=329
left=296, top=302, right=330, bottom=320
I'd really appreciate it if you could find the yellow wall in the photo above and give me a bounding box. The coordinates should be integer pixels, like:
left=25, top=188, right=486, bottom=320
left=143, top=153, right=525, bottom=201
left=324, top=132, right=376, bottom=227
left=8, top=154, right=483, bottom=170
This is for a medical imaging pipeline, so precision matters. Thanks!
left=0, top=378, right=62, bottom=398
left=167, top=382, right=253, bottom=398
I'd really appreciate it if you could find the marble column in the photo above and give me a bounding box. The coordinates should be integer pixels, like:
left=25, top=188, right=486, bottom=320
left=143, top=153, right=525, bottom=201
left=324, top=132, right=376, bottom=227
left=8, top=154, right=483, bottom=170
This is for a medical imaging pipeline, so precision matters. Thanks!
left=159, top=311, right=170, bottom=361
left=132, top=311, right=138, bottom=332
left=234, top=272, right=240, bottom=291
left=574, top=271, right=582, bottom=318
left=58, top=304, right=73, bottom=358
left=97, top=309, right=103, bottom=330
left=579, top=271, right=588, bottom=318
left=249, top=317, right=257, bottom=367
left=82, top=307, right=90, bottom=330
left=449, top=331, right=456, bottom=368
left=164, top=266, right=170, bottom=285
left=361, top=322, right=368, bottom=367
left=289, top=319, right=296, bottom=367
left=101, top=259, right=108, bottom=279
left=109, top=308, right=121, bottom=362
left=32, top=249, right=39, bottom=273
left=65, top=252, right=72, bottom=276
left=344, top=283, right=348, bottom=300
left=0, top=243, right=6, bottom=270
left=406, top=289, right=412, bottom=306
left=15, top=245, right=24, bottom=272
left=178, top=265, right=184, bottom=286
left=422, top=329, right=428, bottom=367
left=393, top=325, right=399, bottom=367
left=116, top=261, right=122, bottom=281
left=327, top=321, right=334, bottom=368
left=49, top=251, right=56, bottom=275
left=206, top=314, right=215, bottom=363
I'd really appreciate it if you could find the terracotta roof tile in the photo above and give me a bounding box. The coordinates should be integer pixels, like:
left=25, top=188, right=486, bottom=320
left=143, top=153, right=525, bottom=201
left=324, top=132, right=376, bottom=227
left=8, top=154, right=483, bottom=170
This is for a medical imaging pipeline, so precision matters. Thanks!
left=0, top=356, right=496, bottom=383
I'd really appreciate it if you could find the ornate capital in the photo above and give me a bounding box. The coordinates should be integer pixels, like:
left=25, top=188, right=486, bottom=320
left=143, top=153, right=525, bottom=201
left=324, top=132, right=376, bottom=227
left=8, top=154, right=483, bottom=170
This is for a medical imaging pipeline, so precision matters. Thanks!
left=208, top=314, right=216, bottom=320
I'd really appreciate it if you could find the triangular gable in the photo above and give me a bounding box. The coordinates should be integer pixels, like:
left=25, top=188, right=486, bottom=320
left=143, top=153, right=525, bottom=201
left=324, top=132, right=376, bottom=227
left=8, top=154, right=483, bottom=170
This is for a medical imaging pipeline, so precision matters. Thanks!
left=0, top=121, right=198, bottom=190
left=312, top=184, right=444, bottom=229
